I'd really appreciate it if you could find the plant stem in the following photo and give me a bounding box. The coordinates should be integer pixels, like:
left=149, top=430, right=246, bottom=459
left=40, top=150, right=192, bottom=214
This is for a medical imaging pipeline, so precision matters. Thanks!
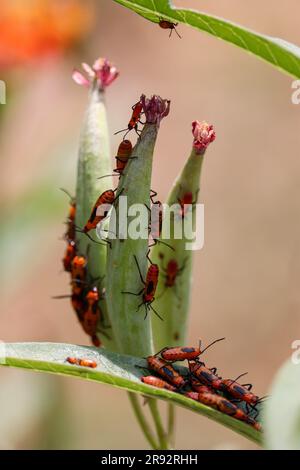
left=148, top=399, right=170, bottom=450
left=128, top=393, right=158, bottom=450
left=167, top=403, right=175, bottom=446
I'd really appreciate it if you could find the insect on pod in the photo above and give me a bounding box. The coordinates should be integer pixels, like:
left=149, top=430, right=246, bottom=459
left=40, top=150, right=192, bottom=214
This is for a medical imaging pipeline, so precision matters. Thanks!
left=141, top=376, right=176, bottom=392
left=114, top=101, right=144, bottom=139
left=66, top=357, right=97, bottom=368
left=81, top=286, right=102, bottom=347
left=146, top=355, right=186, bottom=388
left=177, top=190, right=198, bottom=219
left=83, top=190, right=116, bottom=233
left=62, top=240, right=76, bottom=273
left=122, top=252, right=162, bottom=320
left=71, top=255, right=87, bottom=296
left=60, top=188, right=76, bottom=242
left=158, top=19, right=182, bottom=38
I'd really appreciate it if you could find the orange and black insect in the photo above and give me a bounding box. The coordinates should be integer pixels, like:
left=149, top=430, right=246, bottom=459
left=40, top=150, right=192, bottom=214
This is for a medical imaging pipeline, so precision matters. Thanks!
left=146, top=355, right=186, bottom=388
left=147, top=191, right=174, bottom=251
left=184, top=391, right=200, bottom=401
left=221, top=374, right=265, bottom=408
left=71, top=255, right=87, bottom=296
left=159, top=338, right=225, bottom=363
left=190, top=381, right=215, bottom=395
left=62, top=240, right=76, bottom=273
left=115, top=101, right=144, bottom=139
left=122, top=252, right=162, bottom=320
left=80, top=286, right=102, bottom=347
left=83, top=190, right=116, bottom=233
left=189, top=361, right=224, bottom=392
left=114, top=140, right=136, bottom=176
left=60, top=188, right=76, bottom=242
left=141, top=375, right=176, bottom=392
left=177, top=190, right=198, bottom=219
left=159, top=19, right=182, bottom=38
left=197, top=392, right=261, bottom=430
left=66, top=357, right=97, bottom=368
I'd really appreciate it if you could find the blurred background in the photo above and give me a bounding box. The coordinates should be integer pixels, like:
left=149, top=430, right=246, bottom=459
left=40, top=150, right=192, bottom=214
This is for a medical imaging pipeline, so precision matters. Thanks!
left=0, top=0, right=300, bottom=450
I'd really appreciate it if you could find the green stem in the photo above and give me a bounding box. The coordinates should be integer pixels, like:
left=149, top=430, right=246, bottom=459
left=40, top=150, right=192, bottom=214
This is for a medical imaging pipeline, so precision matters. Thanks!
left=128, top=393, right=158, bottom=450
left=167, top=403, right=175, bottom=446
left=148, top=399, right=170, bottom=450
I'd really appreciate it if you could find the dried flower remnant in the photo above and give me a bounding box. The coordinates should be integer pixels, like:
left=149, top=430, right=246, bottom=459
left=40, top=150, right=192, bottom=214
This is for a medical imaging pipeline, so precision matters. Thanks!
left=72, top=58, right=119, bottom=91
left=140, top=94, right=171, bottom=126
left=192, top=120, right=216, bottom=155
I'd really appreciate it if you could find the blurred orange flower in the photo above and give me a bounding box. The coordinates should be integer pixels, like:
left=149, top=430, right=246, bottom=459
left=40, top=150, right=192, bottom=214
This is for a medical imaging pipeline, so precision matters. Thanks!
left=0, top=0, right=94, bottom=68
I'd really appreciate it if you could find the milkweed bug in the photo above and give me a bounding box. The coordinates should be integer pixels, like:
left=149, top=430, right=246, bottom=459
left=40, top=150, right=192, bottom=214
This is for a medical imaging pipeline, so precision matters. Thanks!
left=122, top=252, right=162, bottom=320
left=190, top=381, right=215, bottom=395
left=83, top=190, right=116, bottom=233
left=71, top=255, right=87, bottom=296
left=60, top=188, right=76, bottom=242
left=114, top=139, right=135, bottom=176
left=62, top=240, right=76, bottom=273
left=97, top=140, right=137, bottom=180
left=189, top=361, right=224, bottom=391
left=197, top=392, right=261, bottom=430
left=184, top=391, right=199, bottom=401
left=66, top=357, right=97, bottom=368
left=177, top=190, right=198, bottom=219
left=158, top=19, right=182, bottom=38
left=146, top=191, right=174, bottom=251
left=141, top=375, right=176, bottom=392
left=81, top=286, right=102, bottom=347
left=146, top=355, right=186, bottom=388
left=221, top=373, right=266, bottom=408
left=115, top=101, right=144, bottom=139
left=159, top=337, right=225, bottom=362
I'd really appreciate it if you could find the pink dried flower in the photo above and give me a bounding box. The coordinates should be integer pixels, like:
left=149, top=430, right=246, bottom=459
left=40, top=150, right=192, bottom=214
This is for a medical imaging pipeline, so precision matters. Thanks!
left=140, top=94, right=170, bottom=126
left=72, top=58, right=119, bottom=91
left=192, top=120, right=216, bottom=154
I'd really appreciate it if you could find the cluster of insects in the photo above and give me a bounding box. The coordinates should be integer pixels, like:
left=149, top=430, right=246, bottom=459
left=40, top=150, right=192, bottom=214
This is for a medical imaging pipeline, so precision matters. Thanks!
left=55, top=190, right=110, bottom=347
left=139, top=339, right=264, bottom=431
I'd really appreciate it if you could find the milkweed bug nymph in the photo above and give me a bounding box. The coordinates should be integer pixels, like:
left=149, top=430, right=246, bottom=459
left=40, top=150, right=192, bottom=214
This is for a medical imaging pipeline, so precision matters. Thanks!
left=141, top=375, right=176, bottom=392
left=66, top=357, right=97, bottom=368
left=189, top=361, right=225, bottom=391
left=159, top=337, right=225, bottom=363
left=115, top=101, right=144, bottom=139
left=122, top=252, right=162, bottom=320
left=62, top=240, right=76, bottom=273
left=158, top=19, right=182, bottom=38
left=146, top=355, right=186, bottom=388
left=197, top=392, right=262, bottom=430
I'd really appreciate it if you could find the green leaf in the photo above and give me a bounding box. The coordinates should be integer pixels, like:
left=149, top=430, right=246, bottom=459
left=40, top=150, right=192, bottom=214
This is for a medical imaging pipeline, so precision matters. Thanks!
left=0, top=342, right=262, bottom=445
left=264, top=359, right=300, bottom=449
left=113, top=0, right=300, bottom=78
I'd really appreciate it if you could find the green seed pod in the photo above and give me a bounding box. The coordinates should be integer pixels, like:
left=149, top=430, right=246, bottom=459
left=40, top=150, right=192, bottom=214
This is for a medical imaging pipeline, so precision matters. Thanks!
left=74, top=58, right=119, bottom=350
left=106, top=95, right=170, bottom=356
left=151, top=120, right=216, bottom=350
